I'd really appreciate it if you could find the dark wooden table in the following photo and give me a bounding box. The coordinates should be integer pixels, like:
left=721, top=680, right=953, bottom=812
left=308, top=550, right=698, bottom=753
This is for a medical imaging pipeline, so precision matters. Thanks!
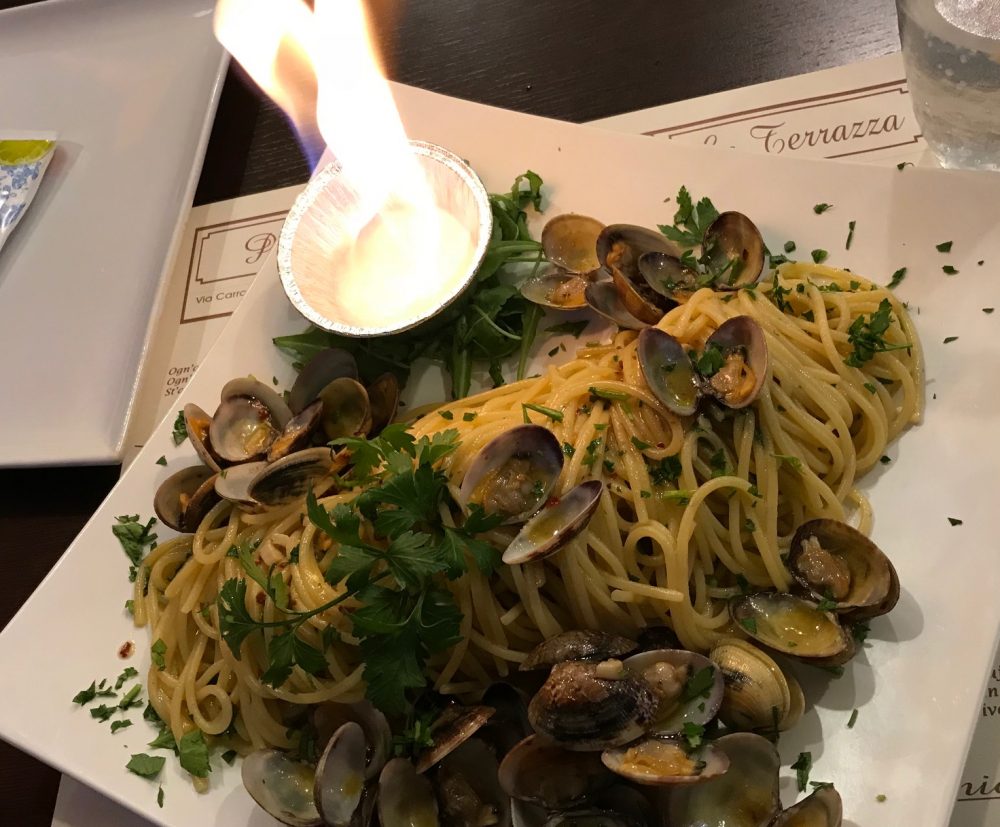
left=0, top=0, right=900, bottom=823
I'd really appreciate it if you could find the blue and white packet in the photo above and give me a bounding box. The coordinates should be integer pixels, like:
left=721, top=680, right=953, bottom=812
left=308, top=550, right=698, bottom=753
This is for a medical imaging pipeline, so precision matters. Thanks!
left=0, top=139, right=55, bottom=254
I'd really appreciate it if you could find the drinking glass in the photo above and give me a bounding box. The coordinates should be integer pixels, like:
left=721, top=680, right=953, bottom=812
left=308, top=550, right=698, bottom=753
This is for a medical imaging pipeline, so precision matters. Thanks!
left=896, top=0, right=1000, bottom=170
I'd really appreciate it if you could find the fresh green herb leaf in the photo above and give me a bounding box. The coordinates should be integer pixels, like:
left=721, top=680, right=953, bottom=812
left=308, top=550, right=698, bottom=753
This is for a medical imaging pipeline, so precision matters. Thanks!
left=588, top=386, right=630, bottom=403
left=649, top=455, right=682, bottom=486
left=118, top=683, right=143, bottom=710
left=157, top=787, right=164, bottom=808
left=887, top=267, right=907, bottom=289
left=811, top=249, right=828, bottom=264
left=944, top=336, right=958, bottom=344
left=178, top=729, right=211, bottom=778
left=682, top=721, right=705, bottom=750
left=813, top=203, right=833, bottom=214
left=155, top=455, right=167, bottom=467
left=73, top=682, right=98, bottom=705
left=631, top=436, right=651, bottom=451
left=111, top=719, right=133, bottom=734
left=113, top=515, right=158, bottom=583
left=846, top=220, right=856, bottom=250
left=863, top=382, right=877, bottom=394
left=151, top=639, right=167, bottom=670
left=439, top=410, right=454, bottom=420
left=562, top=442, right=576, bottom=457
left=816, top=596, right=837, bottom=612
left=148, top=727, right=178, bottom=753
left=696, top=342, right=725, bottom=377
left=773, top=453, right=803, bottom=472
left=171, top=411, right=187, bottom=445
left=948, top=517, right=963, bottom=526
left=943, top=265, right=959, bottom=275
left=126, top=753, right=165, bottom=779
left=936, top=241, right=953, bottom=253
left=844, top=299, right=910, bottom=368
left=90, top=704, right=116, bottom=722
left=546, top=320, right=589, bottom=338
left=708, top=449, right=728, bottom=478
left=657, top=186, right=720, bottom=248
left=848, top=708, right=859, bottom=728
left=115, top=667, right=139, bottom=691
left=791, top=751, right=813, bottom=792
left=784, top=240, right=796, bottom=253
left=681, top=667, right=717, bottom=702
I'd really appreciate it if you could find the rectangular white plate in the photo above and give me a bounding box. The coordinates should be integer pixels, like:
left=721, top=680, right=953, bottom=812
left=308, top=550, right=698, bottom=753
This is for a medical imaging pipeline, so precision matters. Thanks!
left=2, top=83, right=999, bottom=826
left=0, top=0, right=226, bottom=467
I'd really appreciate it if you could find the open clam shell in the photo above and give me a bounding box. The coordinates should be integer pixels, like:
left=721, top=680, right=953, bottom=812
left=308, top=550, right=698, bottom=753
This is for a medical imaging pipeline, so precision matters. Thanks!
left=542, top=213, right=604, bottom=274
left=499, top=734, right=613, bottom=808
left=730, top=592, right=853, bottom=663
left=221, top=377, right=293, bottom=427
left=503, top=480, right=603, bottom=565
left=312, top=701, right=392, bottom=781
left=609, top=264, right=671, bottom=325
left=637, top=251, right=702, bottom=298
left=241, top=749, right=322, bottom=827
left=701, top=212, right=767, bottom=290
left=437, top=738, right=512, bottom=827
left=585, top=277, right=650, bottom=331
left=153, top=465, right=219, bottom=533
left=771, top=785, right=843, bottom=826
left=210, top=396, right=281, bottom=462
left=521, top=269, right=590, bottom=310
left=528, top=660, right=657, bottom=751
left=249, top=447, right=339, bottom=507
left=318, top=377, right=372, bottom=440
left=183, top=402, right=222, bottom=472
left=366, top=372, right=400, bottom=435
left=709, top=638, right=795, bottom=732
left=667, top=732, right=781, bottom=827
left=289, top=348, right=359, bottom=414
left=623, top=649, right=723, bottom=734
left=637, top=328, right=700, bottom=417
left=788, top=519, right=893, bottom=614
left=458, top=425, right=563, bottom=525
left=314, top=722, right=367, bottom=827
left=520, top=630, right=638, bottom=672
left=596, top=224, right=680, bottom=279
left=701, top=316, right=768, bottom=410
left=601, top=736, right=729, bottom=786
left=377, top=758, right=439, bottom=827
left=215, top=460, right=268, bottom=507
left=268, top=400, right=324, bottom=462
left=415, top=704, right=495, bottom=773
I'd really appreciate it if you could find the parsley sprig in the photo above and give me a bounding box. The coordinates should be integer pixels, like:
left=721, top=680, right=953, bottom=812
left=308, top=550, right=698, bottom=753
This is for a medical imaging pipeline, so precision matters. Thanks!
left=216, top=428, right=502, bottom=715
left=274, top=172, right=547, bottom=400
left=657, top=186, right=720, bottom=248
left=844, top=298, right=910, bottom=368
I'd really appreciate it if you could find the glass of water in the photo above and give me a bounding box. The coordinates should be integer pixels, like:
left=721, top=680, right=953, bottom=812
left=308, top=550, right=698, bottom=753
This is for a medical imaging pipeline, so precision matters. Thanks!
left=896, top=0, right=1000, bottom=170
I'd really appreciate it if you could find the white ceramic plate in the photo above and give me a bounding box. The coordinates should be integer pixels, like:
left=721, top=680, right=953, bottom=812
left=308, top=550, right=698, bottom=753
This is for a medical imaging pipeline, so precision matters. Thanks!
left=0, top=0, right=226, bottom=467
left=2, top=83, right=999, bottom=827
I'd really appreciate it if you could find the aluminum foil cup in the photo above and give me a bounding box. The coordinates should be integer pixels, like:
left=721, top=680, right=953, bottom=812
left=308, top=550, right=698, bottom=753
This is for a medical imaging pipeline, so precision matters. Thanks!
left=277, top=140, right=492, bottom=337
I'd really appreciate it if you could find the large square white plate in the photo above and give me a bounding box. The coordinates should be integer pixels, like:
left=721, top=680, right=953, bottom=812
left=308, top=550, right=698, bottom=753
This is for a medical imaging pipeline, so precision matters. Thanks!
left=0, top=0, right=226, bottom=467
left=2, top=83, right=999, bottom=826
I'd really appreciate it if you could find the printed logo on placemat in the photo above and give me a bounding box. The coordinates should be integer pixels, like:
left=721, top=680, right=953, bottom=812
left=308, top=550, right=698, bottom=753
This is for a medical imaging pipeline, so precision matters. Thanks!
left=180, top=210, right=289, bottom=323
left=648, top=79, right=921, bottom=160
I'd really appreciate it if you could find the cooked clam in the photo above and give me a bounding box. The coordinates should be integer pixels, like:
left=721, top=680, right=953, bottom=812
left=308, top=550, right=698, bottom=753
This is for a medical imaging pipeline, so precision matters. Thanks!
left=709, top=638, right=798, bottom=732
left=215, top=460, right=268, bottom=507
left=318, top=378, right=372, bottom=440
left=770, top=785, right=843, bottom=826
left=788, top=519, right=893, bottom=614
left=314, top=722, right=367, bottom=827
left=609, top=265, right=672, bottom=325
left=635, top=625, right=681, bottom=652
left=667, top=732, right=781, bottom=827
left=289, top=348, right=359, bottom=414
left=637, top=251, right=702, bottom=298
left=415, top=704, right=495, bottom=773
left=637, top=328, right=700, bottom=417
left=527, top=660, right=657, bottom=751
left=846, top=558, right=900, bottom=622
left=210, top=396, right=281, bottom=462
left=378, top=758, right=439, bottom=827
left=479, top=683, right=532, bottom=756
left=184, top=402, right=222, bottom=472
left=249, top=447, right=339, bottom=507
left=520, top=630, right=638, bottom=672
left=437, top=738, right=511, bottom=827
left=153, top=465, right=218, bottom=533
left=622, top=649, right=723, bottom=734
left=268, top=400, right=323, bottom=462
left=601, top=736, right=729, bottom=786
left=730, top=593, right=853, bottom=662
left=498, top=734, right=612, bottom=808
left=596, top=224, right=679, bottom=282
left=241, top=749, right=321, bottom=827
left=541, top=810, right=636, bottom=827
left=459, top=425, right=563, bottom=524
left=521, top=270, right=590, bottom=310
left=221, top=377, right=293, bottom=428
left=503, top=480, right=603, bottom=565
left=584, top=278, right=650, bottom=331
left=701, top=316, right=768, bottom=409
left=367, top=372, right=400, bottom=435
left=312, top=701, right=392, bottom=780
left=542, top=214, right=604, bottom=274
left=701, top=212, right=767, bottom=290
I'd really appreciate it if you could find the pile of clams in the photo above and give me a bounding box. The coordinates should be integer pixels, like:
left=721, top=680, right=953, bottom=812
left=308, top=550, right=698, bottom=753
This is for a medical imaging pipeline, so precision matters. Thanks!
left=240, top=627, right=846, bottom=827
left=522, top=211, right=768, bottom=330
left=154, top=349, right=399, bottom=532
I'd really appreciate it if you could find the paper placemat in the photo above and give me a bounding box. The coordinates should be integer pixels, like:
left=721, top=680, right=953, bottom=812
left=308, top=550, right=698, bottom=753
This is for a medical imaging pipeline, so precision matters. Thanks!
left=62, top=51, right=996, bottom=827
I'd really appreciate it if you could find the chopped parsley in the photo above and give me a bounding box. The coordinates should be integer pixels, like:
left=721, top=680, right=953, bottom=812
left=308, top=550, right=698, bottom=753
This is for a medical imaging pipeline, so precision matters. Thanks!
left=72, top=682, right=99, bottom=705
left=630, top=436, right=651, bottom=451
left=562, top=442, right=576, bottom=457
left=845, top=220, right=856, bottom=250
left=791, top=751, right=813, bottom=792
left=462, top=412, right=476, bottom=422
left=844, top=299, right=910, bottom=368
left=784, top=240, right=797, bottom=253
left=90, top=704, right=116, bottom=722
left=852, top=622, right=871, bottom=645
left=696, top=342, right=726, bottom=377
left=708, top=449, right=729, bottom=478
left=112, top=515, right=158, bottom=583
left=771, top=273, right=792, bottom=313
left=126, top=753, right=165, bottom=779
left=649, top=455, right=682, bottom=486
left=151, top=638, right=167, bottom=670
left=813, top=203, right=833, bottom=214
left=739, top=617, right=758, bottom=635
left=887, top=267, right=907, bottom=289
left=880, top=455, right=891, bottom=464
left=948, top=517, right=963, bottom=526
left=682, top=721, right=705, bottom=750
left=178, top=729, right=211, bottom=778
left=588, top=386, right=630, bottom=403
left=943, top=265, right=959, bottom=275
left=984, top=308, right=995, bottom=314
left=863, top=382, right=877, bottom=394
left=439, top=410, right=454, bottom=420
left=111, top=719, right=133, bottom=734
left=944, top=336, right=958, bottom=344
left=877, top=794, right=887, bottom=803
left=118, top=683, right=143, bottom=710
left=811, top=249, right=828, bottom=264
left=773, top=453, right=803, bottom=472
left=155, top=455, right=167, bottom=467
left=848, top=708, right=859, bottom=728
left=582, top=437, right=603, bottom=468
left=157, top=787, right=164, bottom=808
left=171, top=411, right=187, bottom=445
left=935, top=240, right=953, bottom=253
left=657, top=185, right=720, bottom=248
left=522, top=402, right=563, bottom=423
left=681, top=666, right=717, bottom=702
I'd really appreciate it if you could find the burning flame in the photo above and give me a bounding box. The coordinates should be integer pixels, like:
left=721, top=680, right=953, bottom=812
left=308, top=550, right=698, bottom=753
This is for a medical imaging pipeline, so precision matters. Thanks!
left=214, top=0, right=475, bottom=330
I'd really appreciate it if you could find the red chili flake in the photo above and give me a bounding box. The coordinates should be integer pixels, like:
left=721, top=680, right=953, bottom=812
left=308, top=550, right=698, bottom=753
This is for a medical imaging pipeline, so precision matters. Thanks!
left=256, top=592, right=266, bottom=605
left=118, top=640, right=135, bottom=659
left=545, top=496, right=561, bottom=508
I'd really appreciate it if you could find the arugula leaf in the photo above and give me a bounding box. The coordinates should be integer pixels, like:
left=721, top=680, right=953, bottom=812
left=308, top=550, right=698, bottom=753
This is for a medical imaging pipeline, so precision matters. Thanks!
left=178, top=729, right=211, bottom=778
left=126, top=753, right=165, bottom=779
left=171, top=411, right=187, bottom=445
left=511, top=170, right=544, bottom=210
